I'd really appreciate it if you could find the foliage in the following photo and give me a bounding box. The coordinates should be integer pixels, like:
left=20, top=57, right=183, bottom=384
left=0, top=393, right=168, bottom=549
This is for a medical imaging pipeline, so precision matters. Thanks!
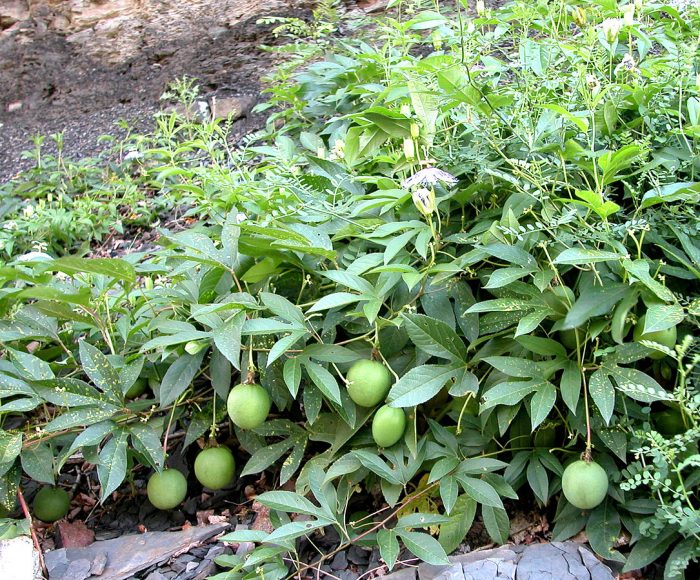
left=1, top=0, right=699, bottom=577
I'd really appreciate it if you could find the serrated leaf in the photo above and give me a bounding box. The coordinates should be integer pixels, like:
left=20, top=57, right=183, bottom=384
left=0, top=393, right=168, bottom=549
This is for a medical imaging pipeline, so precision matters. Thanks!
left=403, top=313, right=468, bottom=362
left=388, top=364, right=461, bottom=408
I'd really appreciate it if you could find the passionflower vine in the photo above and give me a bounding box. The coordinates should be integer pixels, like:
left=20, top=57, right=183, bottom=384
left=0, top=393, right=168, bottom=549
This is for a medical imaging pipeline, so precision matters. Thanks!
left=402, top=167, right=458, bottom=189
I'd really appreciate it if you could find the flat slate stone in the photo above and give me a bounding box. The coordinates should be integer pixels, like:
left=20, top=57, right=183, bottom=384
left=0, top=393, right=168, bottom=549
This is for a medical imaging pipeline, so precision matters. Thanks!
left=387, top=542, right=614, bottom=580
left=0, top=537, right=42, bottom=580
left=44, top=523, right=228, bottom=580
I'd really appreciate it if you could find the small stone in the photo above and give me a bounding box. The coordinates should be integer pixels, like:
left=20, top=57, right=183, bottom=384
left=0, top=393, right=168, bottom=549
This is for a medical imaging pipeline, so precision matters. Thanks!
left=144, top=572, right=169, bottom=580
left=330, top=551, right=348, bottom=570
left=347, top=544, right=369, bottom=565
left=7, top=102, right=22, bottom=112
left=56, top=520, right=95, bottom=549
left=211, top=96, right=256, bottom=121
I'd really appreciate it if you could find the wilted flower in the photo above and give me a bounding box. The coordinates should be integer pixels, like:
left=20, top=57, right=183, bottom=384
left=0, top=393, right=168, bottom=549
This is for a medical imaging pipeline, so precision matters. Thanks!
left=601, top=18, right=623, bottom=42
left=412, top=188, right=436, bottom=215
left=615, top=53, right=639, bottom=76
left=403, top=167, right=458, bottom=189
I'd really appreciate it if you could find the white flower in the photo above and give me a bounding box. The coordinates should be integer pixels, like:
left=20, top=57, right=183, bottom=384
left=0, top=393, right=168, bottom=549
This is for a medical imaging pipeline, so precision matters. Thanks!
left=235, top=212, right=247, bottom=223
left=601, top=18, right=623, bottom=42
left=621, top=4, right=635, bottom=26
left=615, top=53, right=639, bottom=76
left=124, top=150, right=143, bottom=161
left=402, top=167, right=458, bottom=189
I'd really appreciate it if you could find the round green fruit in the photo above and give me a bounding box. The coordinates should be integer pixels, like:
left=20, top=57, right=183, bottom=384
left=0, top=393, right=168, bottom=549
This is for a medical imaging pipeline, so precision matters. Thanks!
left=0, top=524, right=18, bottom=540
left=125, top=378, right=147, bottom=399
left=147, top=469, right=188, bottom=510
left=194, top=447, right=236, bottom=490
left=372, top=405, right=406, bottom=448
left=346, top=360, right=392, bottom=407
left=33, top=487, right=70, bottom=523
left=562, top=460, right=608, bottom=510
left=227, top=383, right=271, bottom=430
left=655, top=406, right=686, bottom=437
left=633, top=315, right=677, bottom=359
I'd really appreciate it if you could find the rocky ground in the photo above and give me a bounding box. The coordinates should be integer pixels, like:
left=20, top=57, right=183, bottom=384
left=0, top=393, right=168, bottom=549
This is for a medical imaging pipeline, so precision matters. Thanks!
left=0, top=0, right=327, bottom=180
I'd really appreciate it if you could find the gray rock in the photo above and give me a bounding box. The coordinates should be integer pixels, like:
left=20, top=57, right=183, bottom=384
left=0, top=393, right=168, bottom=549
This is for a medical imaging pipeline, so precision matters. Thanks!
left=145, top=572, right=170, bottom=580
left=45, top=524, right=228, bottom=580
left=387, top=542, right=613, bottom=580
left=331, top=550, right=348, bottom=570
left=210, top=96, right=256, bottom=121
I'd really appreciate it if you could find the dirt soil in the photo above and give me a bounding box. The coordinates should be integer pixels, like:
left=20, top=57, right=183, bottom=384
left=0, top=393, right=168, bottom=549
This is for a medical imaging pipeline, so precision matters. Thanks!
left=0, top=0, right=322, bottom=180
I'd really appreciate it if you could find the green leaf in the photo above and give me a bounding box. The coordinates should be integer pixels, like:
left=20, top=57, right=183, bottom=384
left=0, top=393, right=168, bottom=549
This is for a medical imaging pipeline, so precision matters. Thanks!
left=553, top=248, right=623, bottom=265
left=484, top=267, right=537, bottom=289
left=130, top=423, right=165, bottom=471
left=483, top=356, right=541, bottom=379
left=388, top=364, right=461, bottom=408
left=439, top=495, right=477, bottom=554
left=307, top=292, right=362, bottom=312
left=241, top=438, right=293, bottom=477
left=526, top=458, right=549, bottom=504
left=265, top=518, right=334, bottom=544
left=560, top=361, right=581, bottom=413
left=396, top=530, right=450, bottom=565
left=79, top=342, right=122, bottom=404
left=481, top=504, right=510, bottom=544
left=260, top=292, right=306, bottom=327
left=377, top=529, right=400, bottom=570
left=622, top=260, right=675, bottom=302
left=481, top=379, right=544, bottom=410
left=7, top=349, right=54, bottom=380
left=48, top=257, right=136, bottom=284
left=457, top=475, right=504, bottom=508
left=606, top=365, right=670, bottom=403
left=352, top=450, right=401, bottom=485
left=562, top=284, right=628, bottom=329
left=33, top=378, right=113, bottom=408
left=587, top=502, right=625, bottom=562
left=213, top=311, right=245, bottom=370
left=21, top=443, right=54, bottom=485
left=97, top=428, right=129, bottom=501
left=45, top=407, right=118, bottom=432
left=304, top=361, right=342, bottom=406
left=256, top=491, right=327, bottom=519
left=0, top=431, right=22, bottom=466
left=283, top=357, right=302, bottom=398
left=589, top=369, right=615, bottom=424
left=159, top=350, right=206, bottom=407
left=530, top=382, right=556, bottom=429
left=403, top=313, right=468, bottom=362
left=642, top=303, right=684, bottom=333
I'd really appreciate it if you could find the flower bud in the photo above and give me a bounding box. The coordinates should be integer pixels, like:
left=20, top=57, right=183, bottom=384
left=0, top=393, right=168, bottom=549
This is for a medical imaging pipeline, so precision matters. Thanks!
left=403, top=137, right=415, bottom=160
left=572, top=7, right=586, bottom=27
left=410, top=123, right=420, bottom=139
left=412, top=187, right=436, bottom=215
left=476, top=0, right=485, bottom=15
left=602, top=18, right=622, bottom=43
left=622, top=4, right=634, bottom=26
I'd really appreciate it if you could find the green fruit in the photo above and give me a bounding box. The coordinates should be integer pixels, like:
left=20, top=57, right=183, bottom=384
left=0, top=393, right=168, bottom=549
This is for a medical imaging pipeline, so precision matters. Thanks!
left=194, top=447, right=236, bottom=490
left=33, top=487, right=70, bottom=523
left=125, top=378, right=147, bottom=399
left=633, top=315, right=677, bottom=359
left=655, top=406, right=686, bottom=436
left=147, top=469, right=188, bottom=510
left=346, top=360, right=392, bottom=407
left=0, top=524, right=18, bottom=540
left=562, top=460, right=608, bottom=510
left=227, top=383, right=271, bottom=430
left=372, top=405, right=406, bottom=447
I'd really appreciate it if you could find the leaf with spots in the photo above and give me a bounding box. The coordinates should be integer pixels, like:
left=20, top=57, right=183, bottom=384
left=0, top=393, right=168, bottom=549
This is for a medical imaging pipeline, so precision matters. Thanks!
left=97, top=428, right=129, bottom=502
left=130, top=422, right=164, bottom=471
left=79, top=341, right=122, bottom=404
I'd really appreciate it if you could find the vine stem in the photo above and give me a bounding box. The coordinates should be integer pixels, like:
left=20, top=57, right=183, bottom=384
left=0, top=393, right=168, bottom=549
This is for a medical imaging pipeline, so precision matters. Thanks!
left=17, top=487, right=48, bottom=578
left=287, top=480, right=440, bottom=579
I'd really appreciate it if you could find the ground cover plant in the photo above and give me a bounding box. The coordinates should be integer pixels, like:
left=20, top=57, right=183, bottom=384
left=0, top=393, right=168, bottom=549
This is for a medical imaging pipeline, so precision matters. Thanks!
left=0, top=0, right=699, bottom=578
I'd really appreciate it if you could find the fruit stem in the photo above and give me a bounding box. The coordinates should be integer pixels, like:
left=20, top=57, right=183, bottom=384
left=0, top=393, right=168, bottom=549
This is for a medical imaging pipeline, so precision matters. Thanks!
left=245, top=340, right=256, bottom=384
left=17, top=487, right=48, bottom=578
